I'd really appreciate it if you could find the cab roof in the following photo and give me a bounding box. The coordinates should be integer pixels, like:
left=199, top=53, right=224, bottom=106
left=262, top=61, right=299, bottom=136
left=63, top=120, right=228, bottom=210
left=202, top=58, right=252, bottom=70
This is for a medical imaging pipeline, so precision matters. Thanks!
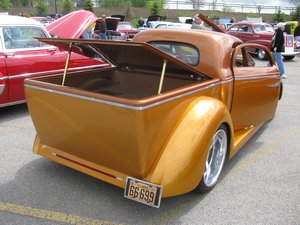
left=0, top=15, right=45, bottom=27
left=133, top=29, right=242, bottom=80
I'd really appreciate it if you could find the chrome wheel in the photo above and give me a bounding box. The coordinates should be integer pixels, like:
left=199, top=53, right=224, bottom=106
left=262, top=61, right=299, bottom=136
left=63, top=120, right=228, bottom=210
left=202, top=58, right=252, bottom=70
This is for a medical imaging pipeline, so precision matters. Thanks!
left=203, top=127, right=227, bottom=188
left=258, top=49, right=266, bottom=60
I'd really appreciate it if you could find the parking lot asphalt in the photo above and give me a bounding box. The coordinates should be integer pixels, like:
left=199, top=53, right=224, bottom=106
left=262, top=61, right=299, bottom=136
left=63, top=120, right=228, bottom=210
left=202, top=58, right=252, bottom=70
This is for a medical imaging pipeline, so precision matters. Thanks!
left=1, top=55, right=300, bottom=225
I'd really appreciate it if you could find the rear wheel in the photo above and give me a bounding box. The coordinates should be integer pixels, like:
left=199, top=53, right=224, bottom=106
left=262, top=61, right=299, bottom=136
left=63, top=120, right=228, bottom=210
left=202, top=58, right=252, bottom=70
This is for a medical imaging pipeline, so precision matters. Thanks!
left=197, top=124, right=228, bottom=193
left=283, top=55, right=295, bottom=60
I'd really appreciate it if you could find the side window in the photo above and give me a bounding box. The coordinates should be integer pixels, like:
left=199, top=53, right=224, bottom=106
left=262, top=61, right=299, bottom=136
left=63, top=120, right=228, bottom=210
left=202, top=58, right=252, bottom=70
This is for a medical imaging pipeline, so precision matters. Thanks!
left=235, top=47, right=272, bottom=68
left=254, top=25, right=266, bottom=32
left=228, top=25, right=239, bottom=31
left=2, top=26, right=48, bottom=50
left=239, top=25, right=251, bottom=33
left=149, top=41, right=199, bottom=66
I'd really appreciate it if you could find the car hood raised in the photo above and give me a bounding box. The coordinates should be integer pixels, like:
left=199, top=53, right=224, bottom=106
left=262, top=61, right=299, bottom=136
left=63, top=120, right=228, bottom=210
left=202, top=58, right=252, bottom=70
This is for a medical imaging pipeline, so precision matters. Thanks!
left=46, top=10, right=97, bottom=38
left=37, top=38, right=204, bottom=78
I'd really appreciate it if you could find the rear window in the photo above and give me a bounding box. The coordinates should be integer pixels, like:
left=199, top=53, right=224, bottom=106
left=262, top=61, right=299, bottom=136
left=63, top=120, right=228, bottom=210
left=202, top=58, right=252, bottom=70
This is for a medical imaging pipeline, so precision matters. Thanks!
left=149, top=42, right=199, bottom=67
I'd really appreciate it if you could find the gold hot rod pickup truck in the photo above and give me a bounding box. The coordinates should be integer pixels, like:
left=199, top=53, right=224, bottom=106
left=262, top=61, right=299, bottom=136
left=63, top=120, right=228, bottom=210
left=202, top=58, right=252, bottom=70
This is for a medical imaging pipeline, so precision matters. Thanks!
left=25, top=28, right=282, bottom=208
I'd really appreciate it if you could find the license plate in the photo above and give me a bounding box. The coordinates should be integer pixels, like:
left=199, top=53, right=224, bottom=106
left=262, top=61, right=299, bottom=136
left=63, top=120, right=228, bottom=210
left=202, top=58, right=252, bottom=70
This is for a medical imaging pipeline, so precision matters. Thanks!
left=124, top=177, right=162, bottom=208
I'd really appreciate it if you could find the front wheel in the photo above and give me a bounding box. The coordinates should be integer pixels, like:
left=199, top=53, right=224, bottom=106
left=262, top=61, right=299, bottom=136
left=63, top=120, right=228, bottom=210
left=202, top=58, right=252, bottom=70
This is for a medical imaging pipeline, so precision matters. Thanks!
left=197, top=124, right=228, bottom=193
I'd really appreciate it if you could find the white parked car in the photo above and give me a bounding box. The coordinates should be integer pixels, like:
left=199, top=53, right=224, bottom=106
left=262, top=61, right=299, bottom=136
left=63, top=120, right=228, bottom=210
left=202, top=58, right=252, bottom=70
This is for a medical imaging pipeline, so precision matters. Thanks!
left=155, top=22, right=192, bottom=29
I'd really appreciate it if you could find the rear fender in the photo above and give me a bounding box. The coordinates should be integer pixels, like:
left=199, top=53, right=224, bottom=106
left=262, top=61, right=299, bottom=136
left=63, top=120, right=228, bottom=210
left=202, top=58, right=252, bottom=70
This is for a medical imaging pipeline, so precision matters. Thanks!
left=145, top=97, right=234, bottom=197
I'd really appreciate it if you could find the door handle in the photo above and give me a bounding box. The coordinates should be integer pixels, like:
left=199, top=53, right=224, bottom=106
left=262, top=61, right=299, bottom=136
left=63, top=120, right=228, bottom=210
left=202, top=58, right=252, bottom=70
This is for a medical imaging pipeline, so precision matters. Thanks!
left=4, top=52, right=15, bottom=58
left=48, top=46, right=57, bottom=51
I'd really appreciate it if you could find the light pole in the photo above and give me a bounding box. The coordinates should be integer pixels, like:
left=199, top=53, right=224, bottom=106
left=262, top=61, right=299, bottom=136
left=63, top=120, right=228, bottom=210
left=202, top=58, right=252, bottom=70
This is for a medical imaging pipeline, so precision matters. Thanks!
left=55, top=0, right=57, bottom=14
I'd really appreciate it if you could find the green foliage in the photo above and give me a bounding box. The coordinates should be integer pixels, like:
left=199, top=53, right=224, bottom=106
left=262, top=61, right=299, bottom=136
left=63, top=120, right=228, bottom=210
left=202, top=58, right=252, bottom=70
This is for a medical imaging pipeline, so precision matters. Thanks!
left=291, top=6, right=300, bottom=20
left=1, top=0, right=10, bottom=9
left=247, top=12, right=260, bottom=18
left=83, top=0, right=94, bottom=12
left=209, top=13, right=221, bottom=19
left=147, top=0, right=165, bottom=15
left=62, top=0, right=74, bottom=14
left=35, top=0, right=47, bottom=15
left=273, top=8, right=285, bottom=22
left=225, top=6, right=235, bottom=12
left=131, top=0, right=146, bottom=7
left=97, top=0, right=128, bottom=8
left=177, top=12, right=193, bottom=17
left=19, top=0, right=28, bottom=6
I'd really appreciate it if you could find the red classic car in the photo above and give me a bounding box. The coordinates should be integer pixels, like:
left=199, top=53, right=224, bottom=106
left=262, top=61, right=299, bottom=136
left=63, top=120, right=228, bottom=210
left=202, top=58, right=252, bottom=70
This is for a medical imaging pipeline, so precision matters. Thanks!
left=226, top=22, right=299, bottom=60
left=117, top=22, right=139, bottom=39
left=0, top=11, right=108, bottom=107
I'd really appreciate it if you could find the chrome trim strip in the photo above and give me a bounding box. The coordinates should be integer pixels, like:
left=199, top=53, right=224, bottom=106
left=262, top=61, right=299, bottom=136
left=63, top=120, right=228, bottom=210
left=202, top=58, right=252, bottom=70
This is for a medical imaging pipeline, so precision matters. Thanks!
left=0, top=76, right=8, bottom=81
left=0, top=84, right=5, bottom=96
left=220, top=78, right=233, bottom=84
left=25, top=82, right=221, bottom=110
left=267, top=81, right=282, bottom=88
left=235, top=75, right=280, bottom=81
left=8, top=64, right=110, bottom=80
left=0, top=100, right=26, bottom=108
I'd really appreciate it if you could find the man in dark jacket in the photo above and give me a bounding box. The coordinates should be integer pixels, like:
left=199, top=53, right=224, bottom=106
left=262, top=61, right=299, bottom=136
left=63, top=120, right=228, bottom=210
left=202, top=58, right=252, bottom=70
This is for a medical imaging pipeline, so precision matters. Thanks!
left=294, top=20, right=300, bottom=37
left=95, top=15, right=107, bottom=40
left=271, top=22, right=287, bottom=79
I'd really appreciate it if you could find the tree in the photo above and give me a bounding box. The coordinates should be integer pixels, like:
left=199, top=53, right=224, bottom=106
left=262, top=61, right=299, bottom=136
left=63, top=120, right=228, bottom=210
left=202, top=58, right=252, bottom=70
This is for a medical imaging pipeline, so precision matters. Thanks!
left=83, top=0, right=94, bottom=12
left=131, top=0, right=146, bottom=7
left=256, top=5, right=262, bottom=15
left=19, top=0, right=28, bottom=6
left=291, top=6, right=300, bottom=20
left=190, top=0, right=204, bottom=10
left=211, top=0, right=217, bottom=11
left=35, top=0, right=47, bottom=15
left=62, top=0, right=74, bottom=14
left=147, top=0, right=165, bottom=15
left=247, top=12, right=260, bottom=18
left=97, top=0, right=128, bottom=8
left=1, top=0, right=10, bottom=10
left=273, top=8, right=285, bottom=22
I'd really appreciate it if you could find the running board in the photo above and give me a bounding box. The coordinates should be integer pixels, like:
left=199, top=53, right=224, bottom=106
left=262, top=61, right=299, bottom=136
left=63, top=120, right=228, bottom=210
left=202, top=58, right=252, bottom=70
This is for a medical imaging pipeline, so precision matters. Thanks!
left=230, top=123, right=264, bottom=158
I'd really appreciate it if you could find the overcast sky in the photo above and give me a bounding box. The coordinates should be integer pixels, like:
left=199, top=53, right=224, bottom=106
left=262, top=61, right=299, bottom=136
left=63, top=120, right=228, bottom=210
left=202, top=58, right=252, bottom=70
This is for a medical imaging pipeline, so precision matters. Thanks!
left=223, top=0, right=294, bottom=7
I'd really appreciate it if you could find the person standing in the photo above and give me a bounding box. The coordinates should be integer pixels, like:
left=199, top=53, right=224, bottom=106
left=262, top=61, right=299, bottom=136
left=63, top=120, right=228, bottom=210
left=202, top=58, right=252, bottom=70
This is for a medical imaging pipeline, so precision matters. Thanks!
left=83, top=22, right=95, bottom=39
left=294, top=20, right=300, bottom=37
left=191, top=14, right=209, bottom=30
left=137, top=17, right=144, bottom=28
left=95, top=15, right=107, bottom=40
left=271, top=22, right=287, bottom=79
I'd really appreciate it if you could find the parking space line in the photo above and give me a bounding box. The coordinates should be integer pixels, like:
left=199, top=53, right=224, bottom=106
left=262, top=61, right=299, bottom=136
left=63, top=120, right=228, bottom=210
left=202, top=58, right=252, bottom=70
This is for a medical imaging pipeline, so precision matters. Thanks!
left=217, top=124, right=300, bottom=188
left=0, top=201, right=122, bottom=225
